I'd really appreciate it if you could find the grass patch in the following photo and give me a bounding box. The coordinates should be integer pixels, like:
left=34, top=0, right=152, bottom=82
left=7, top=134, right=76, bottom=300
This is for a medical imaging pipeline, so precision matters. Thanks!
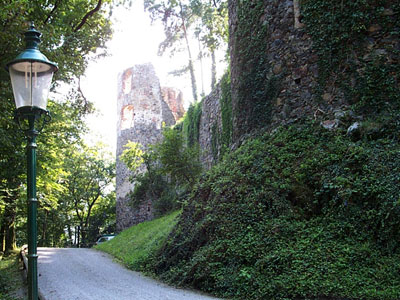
left=96, top=210, right=180, bottom=272
left=0, top=251, right=25, bottom=300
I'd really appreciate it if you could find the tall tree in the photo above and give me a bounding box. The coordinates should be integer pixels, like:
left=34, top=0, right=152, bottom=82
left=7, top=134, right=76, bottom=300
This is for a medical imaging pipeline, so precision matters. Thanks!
left=191, top=0, right=228, bottom=89
left=62, top=145, right=115, bottom=247
left=35, top=98, right=88, bottom=247
left=145, top=0, right=199, bottom=101
left=0, top=0, right=121, bottom=251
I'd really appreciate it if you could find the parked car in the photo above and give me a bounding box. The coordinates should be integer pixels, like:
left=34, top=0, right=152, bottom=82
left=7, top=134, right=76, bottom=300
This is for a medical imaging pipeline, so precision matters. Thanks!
left=95, top=235, right=115, bottom=245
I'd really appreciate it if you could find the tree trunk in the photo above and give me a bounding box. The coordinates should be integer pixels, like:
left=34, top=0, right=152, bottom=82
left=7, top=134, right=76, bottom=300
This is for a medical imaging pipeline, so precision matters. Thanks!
left=0, top=223, right=5, bottom=252
left=81, top=225, right=87, bottom=247
left=74, top=226, right=78, bottom=246
left=198, top=37, right=205, bottom=97
left=77, top=225, right=81, bottom=248
left=40, top=210, right=48, bottom=246
left=211, top=49, right=217, bottom=90
left=67, top=224, right=72, bottom=245
left=179, top=1, right=198, bottom=102
left=4, top=216, right=16, bottom=253
left=3, top=200, right=17, bottom=253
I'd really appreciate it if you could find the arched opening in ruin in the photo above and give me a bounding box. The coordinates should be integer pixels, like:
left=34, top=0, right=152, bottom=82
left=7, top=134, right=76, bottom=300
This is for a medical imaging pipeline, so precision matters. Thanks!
left=121, top=105, right=135, bottom=130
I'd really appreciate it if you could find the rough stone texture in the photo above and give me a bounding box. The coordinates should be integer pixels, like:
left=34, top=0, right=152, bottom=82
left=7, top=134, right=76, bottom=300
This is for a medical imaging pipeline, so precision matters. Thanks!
left=265, top=0, right=321, bottom=127
left=116, top=63, right=181, bottom=232
left=229, top=0, right=319, bottom=140
left=228, top=0, right=241, bottom=142
left=161, top=87, right=185, bottom=121
left=199, top=83, right=222, bottom=170
left=228, top=0, right=398, bottom=143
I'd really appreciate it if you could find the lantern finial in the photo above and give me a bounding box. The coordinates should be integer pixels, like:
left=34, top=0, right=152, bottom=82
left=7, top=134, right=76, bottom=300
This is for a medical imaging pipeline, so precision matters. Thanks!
left=24, top=22, right=42, bottom=50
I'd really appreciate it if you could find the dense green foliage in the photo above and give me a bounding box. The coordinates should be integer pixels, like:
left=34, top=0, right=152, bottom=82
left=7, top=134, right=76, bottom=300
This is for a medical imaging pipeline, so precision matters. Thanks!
left=62, top=145, right=115, bottom=247
left=158, top=128, right=202, bottom=188
left=121, top=140, right=177, bottom=216
left=153, top=121, right=400, bottom=299
left=96, top=210, right=180, bottom=272
left=0, top=252, right=24, bottom=300
left=0, top=0, right=122, bottom=251
left=121, top=129, right=202, bottom=216
left=85, top=192, right=116, bottom=244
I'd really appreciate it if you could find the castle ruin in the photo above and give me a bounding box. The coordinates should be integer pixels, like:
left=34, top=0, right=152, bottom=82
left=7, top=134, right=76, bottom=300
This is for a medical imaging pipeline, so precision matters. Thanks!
left=116, top=63, right=184, bottom=232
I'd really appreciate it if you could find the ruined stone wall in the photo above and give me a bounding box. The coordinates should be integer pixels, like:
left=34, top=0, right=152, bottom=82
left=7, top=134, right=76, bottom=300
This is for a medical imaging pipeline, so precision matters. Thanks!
left=194, top=0, right=398, bottom=171
left=161, top=87, right=185, bottom=121
left=228, top=0, right=399, bottom=141
left=199, top=83, right=222, bottom=169
left=229, top=0, right=319, bottom=141
left=116, top=63, right=182, bottom=231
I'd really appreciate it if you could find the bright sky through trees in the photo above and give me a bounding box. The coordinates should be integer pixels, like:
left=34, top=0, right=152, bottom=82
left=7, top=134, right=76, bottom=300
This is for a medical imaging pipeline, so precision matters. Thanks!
left=81, top=1, right=225, bottom=153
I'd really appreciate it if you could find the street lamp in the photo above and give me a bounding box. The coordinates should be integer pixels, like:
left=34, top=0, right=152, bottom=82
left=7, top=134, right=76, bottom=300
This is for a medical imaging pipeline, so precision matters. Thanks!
left=6, top=22, right=58, bottom=300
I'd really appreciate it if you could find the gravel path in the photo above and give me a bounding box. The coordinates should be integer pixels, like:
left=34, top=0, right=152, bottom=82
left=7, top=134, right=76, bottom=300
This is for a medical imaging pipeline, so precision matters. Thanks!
left=37, top=248, right=219, bottom=300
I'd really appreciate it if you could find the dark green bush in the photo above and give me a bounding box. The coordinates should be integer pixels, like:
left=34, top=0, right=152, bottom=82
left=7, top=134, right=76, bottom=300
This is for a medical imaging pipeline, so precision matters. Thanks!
left=128, top=170, right=177, bottom=217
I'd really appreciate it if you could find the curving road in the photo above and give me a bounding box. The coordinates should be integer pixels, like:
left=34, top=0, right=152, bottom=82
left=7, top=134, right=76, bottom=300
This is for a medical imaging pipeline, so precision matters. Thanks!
left=37, top=248, right=219, bottom=300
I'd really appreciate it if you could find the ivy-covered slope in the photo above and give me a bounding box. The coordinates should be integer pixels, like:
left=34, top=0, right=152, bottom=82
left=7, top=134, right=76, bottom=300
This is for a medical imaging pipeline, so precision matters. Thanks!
left=154, top=121, right=400, bottom=300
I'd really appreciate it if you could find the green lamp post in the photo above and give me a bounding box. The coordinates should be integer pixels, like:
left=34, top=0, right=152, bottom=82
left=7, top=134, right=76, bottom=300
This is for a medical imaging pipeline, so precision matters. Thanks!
left=6, top=23, right=58, bottom=300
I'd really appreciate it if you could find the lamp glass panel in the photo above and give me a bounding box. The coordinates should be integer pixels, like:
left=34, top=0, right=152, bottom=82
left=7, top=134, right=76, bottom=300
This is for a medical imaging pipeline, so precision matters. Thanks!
left=9, top=61, right=54, bottom=110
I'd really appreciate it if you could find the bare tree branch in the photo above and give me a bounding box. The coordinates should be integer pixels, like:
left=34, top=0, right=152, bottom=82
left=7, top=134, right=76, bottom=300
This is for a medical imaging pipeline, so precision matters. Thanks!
left=78, top=77, right=90, bottom=113
left=73, top=0, right=102, bottom=32
left=44, top=0, right=62, bottom=24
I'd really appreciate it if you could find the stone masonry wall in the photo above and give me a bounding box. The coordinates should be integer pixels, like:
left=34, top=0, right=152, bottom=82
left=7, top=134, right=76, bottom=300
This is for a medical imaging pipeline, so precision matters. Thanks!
left=229, top=0, right=320, bottom=141
left=116, top=63, right=183, bottom=232
left=229, top=0, right=399, bottom=141
left=161, top=87, right=185, bottom=121
left=199, top=83, right=222, bottom=169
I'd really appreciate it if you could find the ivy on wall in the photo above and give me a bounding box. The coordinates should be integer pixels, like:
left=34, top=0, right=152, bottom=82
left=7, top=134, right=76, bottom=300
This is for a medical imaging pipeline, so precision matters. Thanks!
left=155, top=120, right=400, bottom=299
left=220, top=72, right=233, bottom=154
left=234, top=0, right=279, bottom=137
left=302, top=0, right=400, bottom=114
left=211, top=122, right=220, bottom=160
left=183, top=101, right=202, bottom=147
left=210, top=72, right=233, bottom=161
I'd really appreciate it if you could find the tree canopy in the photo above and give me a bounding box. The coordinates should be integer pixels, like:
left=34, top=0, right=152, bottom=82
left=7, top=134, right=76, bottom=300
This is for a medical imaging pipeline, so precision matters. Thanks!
left=0, top=0, right=124, bottom=251
left=144, top=0, right=228, bottom=99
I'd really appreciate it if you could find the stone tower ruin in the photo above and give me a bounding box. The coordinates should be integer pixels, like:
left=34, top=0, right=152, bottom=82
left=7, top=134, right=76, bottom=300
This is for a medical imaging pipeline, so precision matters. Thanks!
left=116, top=63, right=184, bottom=231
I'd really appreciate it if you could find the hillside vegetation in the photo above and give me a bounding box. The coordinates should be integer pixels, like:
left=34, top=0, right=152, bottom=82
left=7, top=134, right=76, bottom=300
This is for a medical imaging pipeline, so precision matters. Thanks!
left=107, top=119, right=400, bottom=299
left=153, top=121, right=400, bottom=300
